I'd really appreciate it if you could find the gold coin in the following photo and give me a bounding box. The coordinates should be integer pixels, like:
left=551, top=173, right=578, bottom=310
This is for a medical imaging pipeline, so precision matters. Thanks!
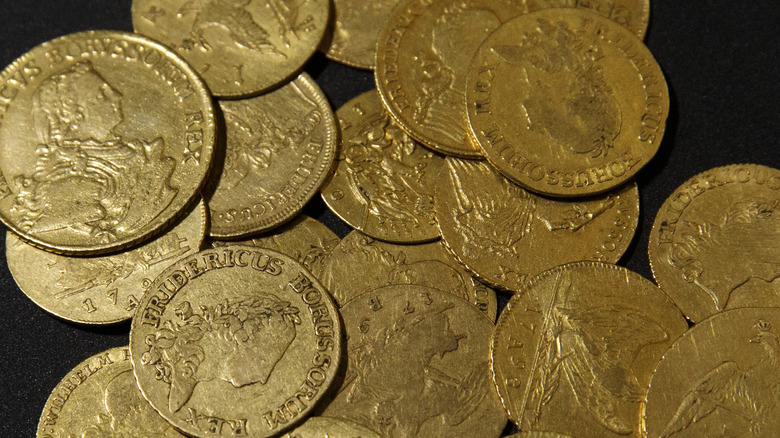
left=132, top=0, right=330, bottom=97
left=435, top=157, right=639, bottom=291
left=281, top=416, right=381, bottom=438
left=321, top=230, right=498, bottom=321
left=0, top=31, right=215, bottom=255
left=321, top=89, right=442, bottom=243
left=207, top=73, right=337, bottom=238
left=492, top=262, right=688, bottom=436
left=130, top=246, right=342, bottom=438
left=466, top=9, right=668, bottom=197
left=375, top=0, right=521, bottom=158
left=510, top=0, right=650, bottom=38
left=648, top=164, right=780, bottom=323
left=320, top=284, right=508, bottom=437
left=505, top=433, right=573, bottom=438
left=644, top=308, right=780, bottom=437
left=7, top=201, right=207, bottom=325
left=37, top=346, right=185, bottom=437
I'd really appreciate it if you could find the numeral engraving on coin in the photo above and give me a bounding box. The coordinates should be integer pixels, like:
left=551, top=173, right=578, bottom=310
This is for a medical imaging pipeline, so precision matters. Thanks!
left=107, top=288, right=118, bottom=305
left=83, top=298, right=97, bottom=313
left=143, top=6, right=166, bottom=22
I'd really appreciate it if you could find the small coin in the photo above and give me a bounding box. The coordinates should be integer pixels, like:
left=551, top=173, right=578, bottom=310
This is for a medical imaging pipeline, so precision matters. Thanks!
left=509, top=0, right=650, bottom=38
left=492, top=262, right=688, bottom=437
left=320, top=284, right=508, bottom=438
left=37, top=346, right=185, bottom=437
left=648, top=164, right=780, bottom=323
left=0, top=31, right=214, bottom=254
left=7, top=201, right=207, bottom=325
left=281, top=416, right=381, bottom=438
left=321, top=89, right=442, bottom=243
left=466, top=9, right=668, bottom=197
left=132, top=0, right=329, bottom=97
left=130, top=246, right=342, bottom=437
left=207, top=73, right=337, bottom=238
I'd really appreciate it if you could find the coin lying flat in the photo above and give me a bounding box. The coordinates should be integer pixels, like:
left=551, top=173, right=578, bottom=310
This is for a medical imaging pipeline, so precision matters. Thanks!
left=132, top=0, right=329, bottom=97
left=511, top=0, right=650, bottom=38
left=492, top=262, right=688, bottom=437
left=0, top=31, right=214, bottom=254
left=649, top=164, right=780, bottom=323
left=37, top=346, right=185, bottom=437
left=281, top=416, right=381, bottom=438
left=467, top=9, right=668, bottom=197
left=130, top=246, right=342, bottom=437
left=7, top=201, right=207, bottom=325
left=207, top=73, right=337, bottom=238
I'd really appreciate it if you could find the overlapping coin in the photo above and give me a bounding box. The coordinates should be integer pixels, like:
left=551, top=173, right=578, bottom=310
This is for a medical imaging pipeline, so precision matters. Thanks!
left=511, top=0, right=650, bottom=38
left=281, top=416, right=381, bottom=438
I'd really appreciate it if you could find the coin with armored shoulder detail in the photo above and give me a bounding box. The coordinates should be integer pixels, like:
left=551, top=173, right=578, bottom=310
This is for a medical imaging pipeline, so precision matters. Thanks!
left=492, top=262, right=688, bottom=437
left=0, top=31, right=214, bottom=254
left=280, top=416, right=381, bottom=438
left=649, top=164, right=780, bottom=323
left=7, top=200, right=207, bottom=325
left=467, top=9, right=668, bottom=197
left=509, top=0, right=650, bottom=38
left=130, top=246, right=342, bottom=437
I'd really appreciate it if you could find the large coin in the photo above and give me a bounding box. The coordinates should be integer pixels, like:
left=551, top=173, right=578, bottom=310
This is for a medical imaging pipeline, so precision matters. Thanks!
left=466, top=9, right=668, bottom=197
left=492, top=262, right=688, bottom=436
left=7, top=201, right=207, bottom=325
left=320, top=284, right=508, bottom=437
left=37, top=346, right=185, bottom=437
left=132, top=0, right=329, bottom=97
left=130, top=246, right=342, bottom=437
left=510, top=0, right=650, bottom=38
left=321, top=90, right=441, bottom=243
left=648, top=164, right=780, bottom=323
left=281, top=416, right=381, bottom=438
left=375, top=0, right=521, bottom=158
left=435, top=157, right=639, bottom=291
left=0, top=31, right=214, bottom=255
left=207, top=73, right=337, bottom=238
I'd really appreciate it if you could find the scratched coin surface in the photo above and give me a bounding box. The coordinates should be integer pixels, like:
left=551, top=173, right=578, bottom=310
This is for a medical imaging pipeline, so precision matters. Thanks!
left=644, top=307, right=780, bottom=437
left=467, top=9, right=668, bottom=197
left=7, top=201, right=207, bottom=325
left=37, top=346, right=185, bottom=437
left=321, top=90, right=442, bottom=243
left=492, top=262, right=688, bottom=437
left=132, top=0, right=329, bottom=97
left=320, top=284, right=508, bottom=437
left=321, top=230, right=498, bottom=321
left=435, top=157, right=639, bottom=291
left=130, top=246, right=342, bottom=437
left=207, top=73, right=337, bottom=238
left=375, top=0, right=521, bottom=158
left=649, top=164, right=780, bottom=323
left=510, top=0, right=650, bottom=38
left=281, top=416, right=381, bottom=438
left=0, top=31, right=214, bottom=254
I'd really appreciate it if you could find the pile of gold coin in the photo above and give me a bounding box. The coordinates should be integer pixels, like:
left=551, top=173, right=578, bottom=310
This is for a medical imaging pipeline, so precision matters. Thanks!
left=1, top=1, right=777, bottom=437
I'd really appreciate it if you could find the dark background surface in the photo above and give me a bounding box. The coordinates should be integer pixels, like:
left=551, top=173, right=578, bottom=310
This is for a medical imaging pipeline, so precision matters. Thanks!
left=0, top=0, right=778, bottom=435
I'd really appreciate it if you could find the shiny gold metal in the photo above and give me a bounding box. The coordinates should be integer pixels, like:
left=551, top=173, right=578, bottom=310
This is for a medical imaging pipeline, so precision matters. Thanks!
left=281, top=416, right=381, bottom=438
left=505, top=434, right=573, bottom=438
left=510, top=0, right=650, bottom=38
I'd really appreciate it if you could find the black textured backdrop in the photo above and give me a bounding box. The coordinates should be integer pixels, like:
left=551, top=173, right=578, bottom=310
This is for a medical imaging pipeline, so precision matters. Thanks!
left=0, top=1, right=778, bottom=435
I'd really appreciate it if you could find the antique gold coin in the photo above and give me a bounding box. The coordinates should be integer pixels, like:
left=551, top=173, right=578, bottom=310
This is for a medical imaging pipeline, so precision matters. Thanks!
left=207, top=73, right=337, bottom=238
left=0, top=31, right=215, bottom=255
left=375, top=0, right=521, bottom=158
left=648, top=164, right=780, bottom=323
left=281, top=416, right=381, bottom=438
left=466, top=9, right=668, bottom=197
left=435, top=157, right=639, bottom=291
left=505, top=434, right=572, bottom=438
left=7, top=201, right=207, bottom=325
left=492, top=262, right=688, bottom=437
left=511, top=0, right=650, bottom=38
left=321, top=90, right=442, bottom=243
left=37, top=346, right=185, bottom=437
left=320, top=284, right=508, bottom=437
left=132, top=0, right=329, bottom=97
left=644, top=307, right=780, bottom=437
left=130, top=246, right=342, bottom=437
left=320, top=230, right=498, bottom=321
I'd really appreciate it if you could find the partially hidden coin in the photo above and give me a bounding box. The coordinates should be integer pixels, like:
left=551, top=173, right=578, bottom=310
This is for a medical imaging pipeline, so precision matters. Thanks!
left=510, top=0, right=650, bottom=38
left=505, top=433, right=573, bottom=438
left=281, top=416, right=381, bottom=438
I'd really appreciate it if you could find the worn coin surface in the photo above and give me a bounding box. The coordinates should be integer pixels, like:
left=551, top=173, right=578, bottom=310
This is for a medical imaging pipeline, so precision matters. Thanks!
left=281, top=416, right=381, bottom=438
left=7, top=201, right=207, bottom=325
left=644, top=307, right=780, bottom=437
left=130, top=246, right=342, bottom=437
left=510, top=0, right=650, bottom=38
left=649, top=164, right=780, bottom=323
left=467, top=9, right=668, bottom=197
left=132, top=0, right=329, bottom=97
left=37, top=346, right=185, bottom=437
left=492, top=262, right=688, bottom=437
left=436, top=157, right=639, bottom=291
left=207, top=73, right=337, bottom=238
left=320, top=284, right=508, bottom=437
left=321, top=90, right=442, bottom=243
left=0, top=31, right=214, bottom=254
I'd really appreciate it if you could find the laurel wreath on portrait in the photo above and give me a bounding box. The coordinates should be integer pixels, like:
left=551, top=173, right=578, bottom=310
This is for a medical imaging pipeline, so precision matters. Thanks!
left=526, top=311, right=564, bottom=428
